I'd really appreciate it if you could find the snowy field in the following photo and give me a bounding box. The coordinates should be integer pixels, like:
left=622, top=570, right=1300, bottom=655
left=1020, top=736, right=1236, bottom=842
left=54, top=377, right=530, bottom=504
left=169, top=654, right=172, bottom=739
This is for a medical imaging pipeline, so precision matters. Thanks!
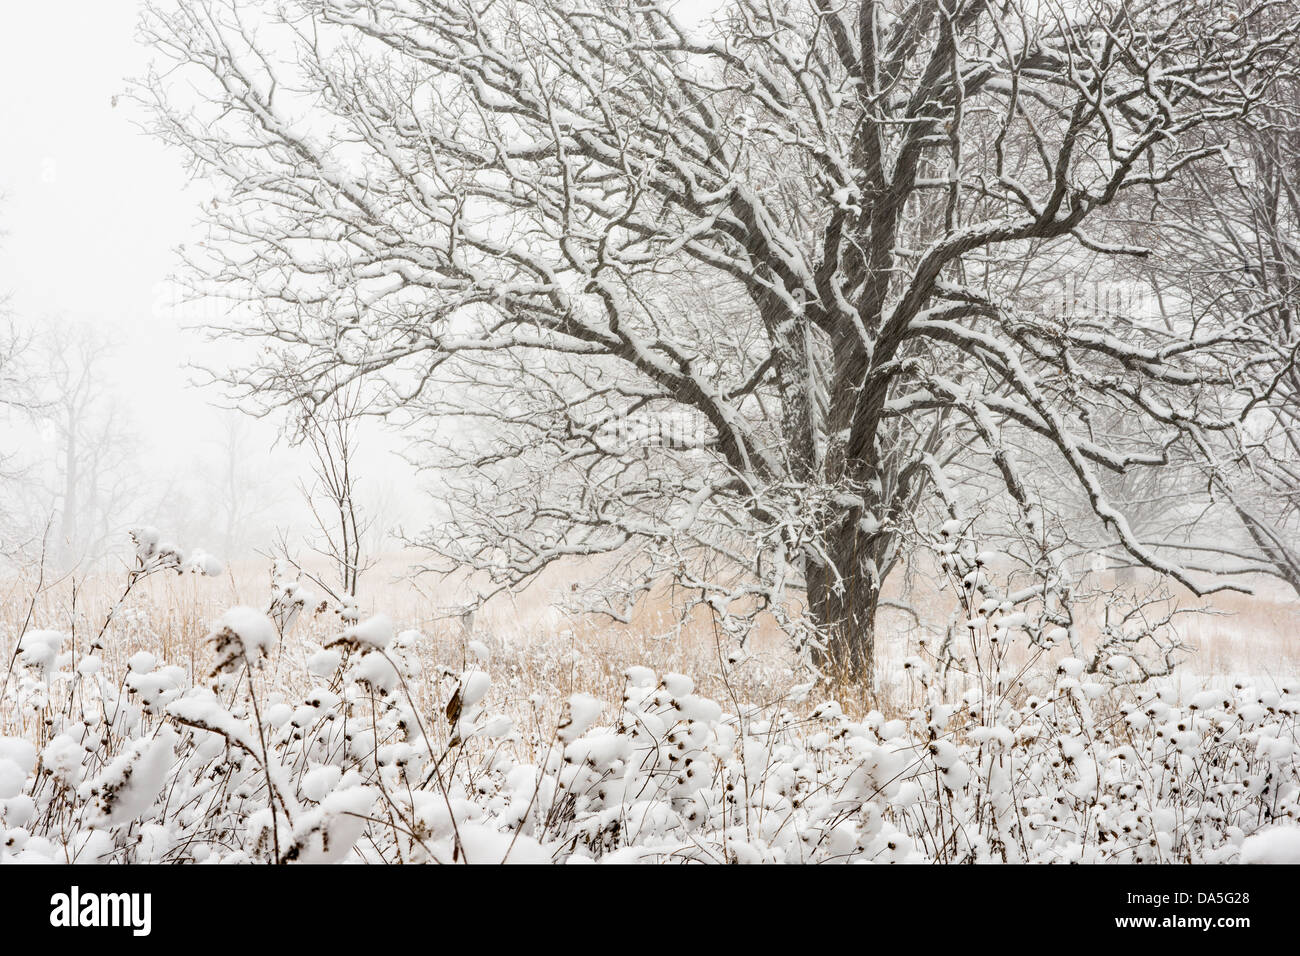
left=3, top=542, right=1299, bottom=865
left=7, top=0, right=1300, bottom=871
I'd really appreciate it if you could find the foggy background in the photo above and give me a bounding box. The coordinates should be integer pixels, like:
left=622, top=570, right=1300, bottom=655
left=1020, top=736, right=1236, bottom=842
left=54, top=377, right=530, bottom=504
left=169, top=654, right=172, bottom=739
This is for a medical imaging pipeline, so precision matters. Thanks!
left=0, top=0, right=429, bottom=571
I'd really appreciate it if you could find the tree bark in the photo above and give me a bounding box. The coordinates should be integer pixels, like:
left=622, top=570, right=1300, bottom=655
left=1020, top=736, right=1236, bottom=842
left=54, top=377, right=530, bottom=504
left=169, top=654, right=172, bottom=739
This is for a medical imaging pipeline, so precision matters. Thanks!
left=806, top=519, right=880, bottom=687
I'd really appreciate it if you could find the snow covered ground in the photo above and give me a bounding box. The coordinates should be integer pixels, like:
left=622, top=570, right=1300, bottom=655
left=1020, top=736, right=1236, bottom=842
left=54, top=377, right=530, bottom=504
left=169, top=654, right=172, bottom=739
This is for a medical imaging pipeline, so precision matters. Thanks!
left=3, top=555, right=1299, bottom=864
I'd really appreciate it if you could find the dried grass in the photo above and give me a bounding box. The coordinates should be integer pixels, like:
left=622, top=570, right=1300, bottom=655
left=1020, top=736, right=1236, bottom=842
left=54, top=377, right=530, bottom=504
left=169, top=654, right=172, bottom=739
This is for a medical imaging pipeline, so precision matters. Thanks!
left=3, top=550, right=1296, bottom=737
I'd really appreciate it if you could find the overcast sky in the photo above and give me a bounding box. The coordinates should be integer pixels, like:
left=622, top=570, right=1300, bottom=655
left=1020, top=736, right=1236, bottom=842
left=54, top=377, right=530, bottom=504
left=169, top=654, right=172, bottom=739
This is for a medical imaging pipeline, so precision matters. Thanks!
left=0, top=0, right=728, bottom=564
left=0, top=0, right=432, bottom=561
left=0, top=1, right=208, bottom=444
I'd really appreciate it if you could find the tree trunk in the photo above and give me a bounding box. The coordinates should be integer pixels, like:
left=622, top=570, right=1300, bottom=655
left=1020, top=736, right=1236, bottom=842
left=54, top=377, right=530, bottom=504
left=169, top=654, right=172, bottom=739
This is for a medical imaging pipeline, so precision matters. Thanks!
left=803, top=324, right=884, bottom=687
left=806, top=521, right=880, bottom=688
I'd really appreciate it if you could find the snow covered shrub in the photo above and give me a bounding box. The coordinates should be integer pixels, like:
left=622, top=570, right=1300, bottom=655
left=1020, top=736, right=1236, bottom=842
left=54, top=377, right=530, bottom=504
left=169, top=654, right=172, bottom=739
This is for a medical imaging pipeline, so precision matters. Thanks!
left=1, top=531, right=1298, bottom=863
left=130, top=526, right=225, bottom=579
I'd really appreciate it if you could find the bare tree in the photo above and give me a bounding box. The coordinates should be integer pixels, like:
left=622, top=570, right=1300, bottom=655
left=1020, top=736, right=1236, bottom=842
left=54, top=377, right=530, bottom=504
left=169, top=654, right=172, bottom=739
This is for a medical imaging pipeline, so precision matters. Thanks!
left=137, top=0, right=1298, bottom=682
left=0, top=313, right=33, bottom=413
left=296, top=380, right=374, bottom=598
left=0, top=321, right=45, bottom=564
left=1128, top=26, right=1300, bottom=595
left=0, top=208, right=43, bottom=557
left=209, top=410, right=283, bottom=559
left=26, top=321, right=140, bottom=569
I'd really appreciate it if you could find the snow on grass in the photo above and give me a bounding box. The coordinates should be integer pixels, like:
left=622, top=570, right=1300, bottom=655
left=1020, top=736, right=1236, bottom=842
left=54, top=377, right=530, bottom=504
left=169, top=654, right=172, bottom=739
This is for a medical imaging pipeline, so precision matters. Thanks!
left=2, top=557, right=1299, bottom=864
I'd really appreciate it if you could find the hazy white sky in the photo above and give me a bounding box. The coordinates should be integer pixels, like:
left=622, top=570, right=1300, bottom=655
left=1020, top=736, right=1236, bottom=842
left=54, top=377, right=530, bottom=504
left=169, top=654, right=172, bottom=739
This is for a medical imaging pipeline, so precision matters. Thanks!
left=0, top=0, right=727, bottom=561
left=0, top=1, right=211, bottom=447
left=0, top=0, right=434, bottom=562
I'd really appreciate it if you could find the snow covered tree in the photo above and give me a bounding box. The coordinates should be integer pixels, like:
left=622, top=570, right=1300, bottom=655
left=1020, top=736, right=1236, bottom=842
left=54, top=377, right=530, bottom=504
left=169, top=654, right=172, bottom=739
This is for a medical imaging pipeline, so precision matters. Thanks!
left=1123, top=22, right=1300, bottom=596
left=138, top=0, right=1298, bottom=682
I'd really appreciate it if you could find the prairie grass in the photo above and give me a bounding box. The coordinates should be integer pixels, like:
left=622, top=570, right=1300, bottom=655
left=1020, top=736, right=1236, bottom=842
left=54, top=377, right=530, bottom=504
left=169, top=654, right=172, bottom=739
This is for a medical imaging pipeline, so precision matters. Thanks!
left=3, top=548, right=1296, bottom=737
left=2, top=548, right=1299, bottom=864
